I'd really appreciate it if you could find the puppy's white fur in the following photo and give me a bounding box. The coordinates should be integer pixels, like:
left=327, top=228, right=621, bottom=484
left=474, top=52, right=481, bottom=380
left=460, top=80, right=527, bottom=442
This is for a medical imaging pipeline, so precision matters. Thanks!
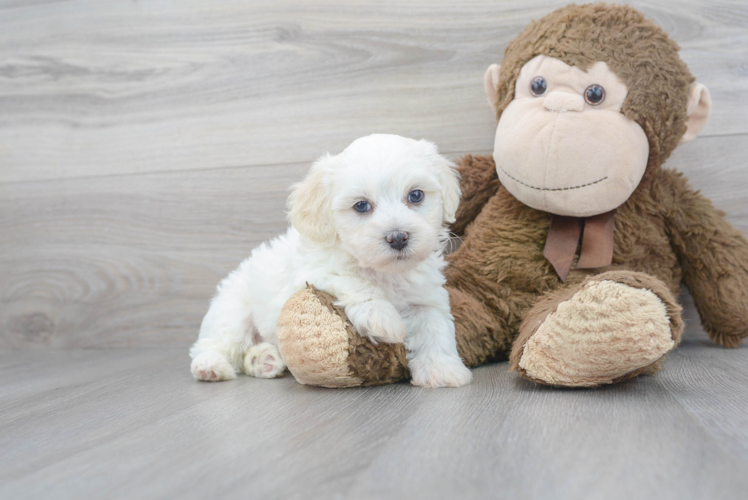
left=190, top=134, right=472, bottom=388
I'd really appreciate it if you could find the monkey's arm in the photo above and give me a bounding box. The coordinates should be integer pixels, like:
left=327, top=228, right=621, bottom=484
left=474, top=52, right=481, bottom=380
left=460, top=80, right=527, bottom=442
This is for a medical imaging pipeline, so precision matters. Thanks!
left=451, top=155, right=501, bottom=237
left=659, top=169, right=748, bottom=347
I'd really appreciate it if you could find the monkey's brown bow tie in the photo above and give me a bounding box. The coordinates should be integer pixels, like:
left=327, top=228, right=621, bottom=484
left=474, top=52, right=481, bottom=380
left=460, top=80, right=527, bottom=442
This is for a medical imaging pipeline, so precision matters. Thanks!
left=543, top=210, right=616, bottom=282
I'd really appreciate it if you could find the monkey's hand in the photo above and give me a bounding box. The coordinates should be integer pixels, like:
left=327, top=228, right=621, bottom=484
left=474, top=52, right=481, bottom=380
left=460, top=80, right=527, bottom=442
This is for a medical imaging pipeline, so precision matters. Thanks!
left=661, top=169, right=748, bottom=347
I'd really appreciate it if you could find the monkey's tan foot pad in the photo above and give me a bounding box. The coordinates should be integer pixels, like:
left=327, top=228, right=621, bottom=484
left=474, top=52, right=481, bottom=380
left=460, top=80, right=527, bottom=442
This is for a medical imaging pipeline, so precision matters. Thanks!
left=511, top=272, right=684, bottom=388
left=276, top=285, right=410, bottom=388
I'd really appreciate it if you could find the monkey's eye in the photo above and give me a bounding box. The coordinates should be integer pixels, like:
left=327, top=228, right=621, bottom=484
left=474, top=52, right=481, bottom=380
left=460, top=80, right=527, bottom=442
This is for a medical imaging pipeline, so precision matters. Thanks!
left=530, top=77, right=548, bottom=96
left=584, top=84, right=605, bottom=105
left=408, top=190, right=424, bottom=204
left=353, top=200, right=371, bottom=213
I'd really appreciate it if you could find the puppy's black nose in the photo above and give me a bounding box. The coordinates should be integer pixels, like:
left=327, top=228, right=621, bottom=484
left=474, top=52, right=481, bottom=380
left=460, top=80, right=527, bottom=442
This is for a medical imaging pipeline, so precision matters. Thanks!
left=386, top=231, right=409, bottom=250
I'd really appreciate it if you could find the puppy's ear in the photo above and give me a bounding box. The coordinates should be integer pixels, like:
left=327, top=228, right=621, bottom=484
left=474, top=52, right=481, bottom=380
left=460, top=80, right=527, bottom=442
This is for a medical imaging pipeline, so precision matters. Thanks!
left=439, top=157, right=461, bottom=224
left=420, top=140, right=461, bottom=224
left=287, top=154, right=337, bottom=243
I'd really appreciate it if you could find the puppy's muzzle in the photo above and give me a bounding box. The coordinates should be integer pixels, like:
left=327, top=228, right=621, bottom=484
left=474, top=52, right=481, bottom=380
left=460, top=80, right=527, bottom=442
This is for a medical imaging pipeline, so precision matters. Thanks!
left=386, top=231, right=409, bottom=251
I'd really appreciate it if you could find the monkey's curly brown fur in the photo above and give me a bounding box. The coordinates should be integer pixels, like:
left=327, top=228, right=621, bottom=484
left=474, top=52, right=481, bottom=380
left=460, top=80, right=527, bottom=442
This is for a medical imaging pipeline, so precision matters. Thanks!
left=377, top=4, right=747, bottom=380
left=445, top=4, right=748, bottom=360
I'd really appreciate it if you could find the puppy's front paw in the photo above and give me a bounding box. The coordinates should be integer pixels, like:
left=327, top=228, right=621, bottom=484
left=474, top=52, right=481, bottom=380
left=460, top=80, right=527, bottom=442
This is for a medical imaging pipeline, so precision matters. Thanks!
left=410, top=355, right=473, bottom=388
left=191, top=351, right=237, bottom=382
left=243, top=343, right=286, bottom=379
left=345, top=300, right=406, bottom=344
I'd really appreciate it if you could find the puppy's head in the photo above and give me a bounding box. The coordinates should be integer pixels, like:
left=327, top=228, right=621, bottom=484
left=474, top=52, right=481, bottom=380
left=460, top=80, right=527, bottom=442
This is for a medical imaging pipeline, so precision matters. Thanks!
left=287, top=134, right=460, bottom=272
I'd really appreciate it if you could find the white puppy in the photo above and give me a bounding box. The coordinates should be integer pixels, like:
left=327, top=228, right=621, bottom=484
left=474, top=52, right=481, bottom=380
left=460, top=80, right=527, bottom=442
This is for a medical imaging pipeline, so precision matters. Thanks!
left=190, top=134, right=472, bottom=388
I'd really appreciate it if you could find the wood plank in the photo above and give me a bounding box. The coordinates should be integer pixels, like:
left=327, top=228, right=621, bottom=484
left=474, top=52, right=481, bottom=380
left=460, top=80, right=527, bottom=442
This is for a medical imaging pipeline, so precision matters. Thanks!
left=0, top=162, right=308, bottom=348
left=1, top=133, right=747, bottom=348
left=0, top=345, right=747, bottom=499
left=657, top=291, right=748, bottom=460
left=0, top=0, right=746, bottom=183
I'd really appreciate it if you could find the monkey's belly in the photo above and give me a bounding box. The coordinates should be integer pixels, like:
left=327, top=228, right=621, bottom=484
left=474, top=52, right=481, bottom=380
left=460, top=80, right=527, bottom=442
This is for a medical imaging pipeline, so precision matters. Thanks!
left=446, top=186, right=683, bottom=342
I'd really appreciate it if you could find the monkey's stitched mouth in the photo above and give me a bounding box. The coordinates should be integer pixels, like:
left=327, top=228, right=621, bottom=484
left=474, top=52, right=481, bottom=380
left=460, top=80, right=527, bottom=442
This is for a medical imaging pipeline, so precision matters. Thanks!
left=498, top=165, right=607, bottom=192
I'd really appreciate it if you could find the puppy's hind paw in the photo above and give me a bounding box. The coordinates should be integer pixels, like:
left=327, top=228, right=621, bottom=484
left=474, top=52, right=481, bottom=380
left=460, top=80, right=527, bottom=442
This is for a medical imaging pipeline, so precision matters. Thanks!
left=410, top=356, right=473, bottom=388
left=191, top=351, right=237, bottom=382
left=244, top=343, right=286, bottom=379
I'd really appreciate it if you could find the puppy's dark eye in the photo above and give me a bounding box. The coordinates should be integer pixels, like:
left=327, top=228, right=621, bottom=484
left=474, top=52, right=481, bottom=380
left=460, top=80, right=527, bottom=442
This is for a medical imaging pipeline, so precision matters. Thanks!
left=530, top=76, right=547, bottom=97
left=353, top=200, right=371, bottom=213
left=584, top=84, right=605, bottom=105
left=408, top=190, right=424, bottom=204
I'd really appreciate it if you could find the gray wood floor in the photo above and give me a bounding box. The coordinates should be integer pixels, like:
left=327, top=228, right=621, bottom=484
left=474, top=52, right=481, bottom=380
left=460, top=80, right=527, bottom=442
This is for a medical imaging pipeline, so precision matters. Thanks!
left=2, top=0, right=748, bottom=498
left=2, top=321, right=748, bottom=500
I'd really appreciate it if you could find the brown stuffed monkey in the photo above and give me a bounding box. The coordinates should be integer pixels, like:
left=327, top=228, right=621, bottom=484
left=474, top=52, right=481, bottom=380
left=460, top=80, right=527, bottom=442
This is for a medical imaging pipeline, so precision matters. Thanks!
left=275, top=3, right=748, bottom=388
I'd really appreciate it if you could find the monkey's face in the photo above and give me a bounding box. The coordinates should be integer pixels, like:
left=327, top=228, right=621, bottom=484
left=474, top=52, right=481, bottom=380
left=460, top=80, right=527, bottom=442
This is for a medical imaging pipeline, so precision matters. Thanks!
left=492, top=55, right=650, bottom=217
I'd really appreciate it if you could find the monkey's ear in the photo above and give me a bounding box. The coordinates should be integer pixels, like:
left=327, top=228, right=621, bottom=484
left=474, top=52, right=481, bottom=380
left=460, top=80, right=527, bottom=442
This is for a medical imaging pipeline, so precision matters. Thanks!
left=483, top=64, right=502, bottom=110
left=287, top=154, right=337, bottom=244
left=679, top=83, right=711, bottom=144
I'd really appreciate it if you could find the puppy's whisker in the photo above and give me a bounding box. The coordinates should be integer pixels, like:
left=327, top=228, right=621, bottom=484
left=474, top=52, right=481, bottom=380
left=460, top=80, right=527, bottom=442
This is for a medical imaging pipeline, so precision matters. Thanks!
left=442, top=231, right=465, bottom=254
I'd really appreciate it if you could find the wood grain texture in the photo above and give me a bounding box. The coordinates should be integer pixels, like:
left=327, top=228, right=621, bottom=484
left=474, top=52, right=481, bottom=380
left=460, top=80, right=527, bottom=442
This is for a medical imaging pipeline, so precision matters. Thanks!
left=1, top=0, right=747, bottom=349
left=0, top=162, right=307, bottom=348
left=0, top=0, right=747, bottom=183
left=1, top=341, right=747, bottom=500
left=2, top=133, right=746, bottom=348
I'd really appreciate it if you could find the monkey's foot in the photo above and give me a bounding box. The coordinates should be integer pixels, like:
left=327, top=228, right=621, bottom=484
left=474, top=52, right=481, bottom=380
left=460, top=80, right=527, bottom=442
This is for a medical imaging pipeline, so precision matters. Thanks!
left=276, top=285, right=410, bottom=388
left=510, top=271, right=684, bottom=387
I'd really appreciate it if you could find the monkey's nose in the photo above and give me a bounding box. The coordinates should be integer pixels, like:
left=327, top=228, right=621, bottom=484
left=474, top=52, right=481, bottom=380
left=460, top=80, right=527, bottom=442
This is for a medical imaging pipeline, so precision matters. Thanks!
left=543, top=91, right=585, bottom=112
left=386, top=231, right=409, bottom=251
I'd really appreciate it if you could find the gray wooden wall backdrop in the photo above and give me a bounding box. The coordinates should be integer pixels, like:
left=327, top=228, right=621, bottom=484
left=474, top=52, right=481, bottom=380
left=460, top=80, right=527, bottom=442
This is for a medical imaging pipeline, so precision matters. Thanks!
left=1, top=0, right=747, bottom=349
